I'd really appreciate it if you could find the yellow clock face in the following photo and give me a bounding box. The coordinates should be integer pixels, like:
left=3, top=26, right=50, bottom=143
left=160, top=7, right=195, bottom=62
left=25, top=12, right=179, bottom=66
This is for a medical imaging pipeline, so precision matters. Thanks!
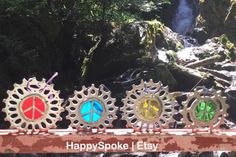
left=137, top=97, right=162, bottom=121
left=123, top=80, right=176, bottom=129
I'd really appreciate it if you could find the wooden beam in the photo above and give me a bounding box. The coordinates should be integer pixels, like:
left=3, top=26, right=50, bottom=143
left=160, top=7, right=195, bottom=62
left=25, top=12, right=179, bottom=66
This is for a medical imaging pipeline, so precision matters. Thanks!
left=1, top=129, right=236, bottom=153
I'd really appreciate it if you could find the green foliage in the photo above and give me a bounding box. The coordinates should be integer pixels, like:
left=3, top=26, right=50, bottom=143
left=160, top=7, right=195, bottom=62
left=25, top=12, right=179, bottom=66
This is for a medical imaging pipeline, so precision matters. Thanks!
left=122, top=0, right=171, bottom=20
left=219, top=34, right=235, bottom=61
left=166, top=50, right=177, bottom=62
left=0, top=0, right=47, bottom=16
left=220, top=34, right=235, bottom=50
left=145, top=20, right=164, bottom=48
left=0, top=0, right=171, bottom=24
left=176, top=42, right=184, bottom=51
left=199, top=0, right=205, bottom=4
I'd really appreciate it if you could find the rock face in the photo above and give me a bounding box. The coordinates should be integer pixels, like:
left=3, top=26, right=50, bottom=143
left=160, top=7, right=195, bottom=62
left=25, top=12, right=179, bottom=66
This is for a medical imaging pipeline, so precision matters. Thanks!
left=224, top=1, right=236, bottom=43
left=176, top=37, right=227, bottom=63
left=176, top=36, right=235, bottom=82
left=89, top=20, right=181, bottom=90
left=197, top=0, right=236, bottom=43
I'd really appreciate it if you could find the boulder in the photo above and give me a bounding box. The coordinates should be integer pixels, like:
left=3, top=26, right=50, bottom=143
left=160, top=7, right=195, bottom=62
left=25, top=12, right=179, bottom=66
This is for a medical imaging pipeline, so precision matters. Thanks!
left=224, top=1, right=236, bottom=43
left=89, top=20, right=183, bottom=80
left=197, top=0, right=236, bottom=43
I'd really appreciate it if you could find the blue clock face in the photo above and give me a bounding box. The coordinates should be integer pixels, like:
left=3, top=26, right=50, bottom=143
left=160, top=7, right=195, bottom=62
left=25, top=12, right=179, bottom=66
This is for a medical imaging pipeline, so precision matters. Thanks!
left=80, top=99, right=104, bottom=123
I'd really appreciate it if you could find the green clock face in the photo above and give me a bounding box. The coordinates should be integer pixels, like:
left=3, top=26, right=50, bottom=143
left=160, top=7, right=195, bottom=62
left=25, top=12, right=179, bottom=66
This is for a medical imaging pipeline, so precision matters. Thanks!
left=194, top=100, right=217, bottom=123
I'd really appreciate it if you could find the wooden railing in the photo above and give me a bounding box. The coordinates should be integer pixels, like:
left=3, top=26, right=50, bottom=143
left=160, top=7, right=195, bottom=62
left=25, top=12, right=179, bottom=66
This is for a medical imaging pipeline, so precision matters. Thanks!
left=1, top=129, right=236, bottom=153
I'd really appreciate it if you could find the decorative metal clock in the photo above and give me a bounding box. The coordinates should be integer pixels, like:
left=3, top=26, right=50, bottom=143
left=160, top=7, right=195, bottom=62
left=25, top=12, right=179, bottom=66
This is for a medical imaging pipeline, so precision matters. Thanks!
left=122, top=79, right=177, bottom=130
left=181, top=87, right=229, bottom=129
left=1, top=76, right=232, bottom=133
left=2, top=77, right=64, bottom=131
left=66, top=84, right=117, bottom=130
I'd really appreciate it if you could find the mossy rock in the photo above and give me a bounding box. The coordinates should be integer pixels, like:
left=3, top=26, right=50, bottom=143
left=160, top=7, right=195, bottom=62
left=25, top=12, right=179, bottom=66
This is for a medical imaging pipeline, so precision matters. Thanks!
left=89, top=20, right=182, bottom=83
left=198, top=0, right=236, bottom=43
left=135, top=58, right=177, bottom=89
left=224, top=1, right=236, bottom=43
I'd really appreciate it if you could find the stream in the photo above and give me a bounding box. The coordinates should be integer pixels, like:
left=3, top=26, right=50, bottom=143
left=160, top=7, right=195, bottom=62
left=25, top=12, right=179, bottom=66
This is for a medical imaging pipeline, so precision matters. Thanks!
left=172, top=0, right=195, bottom=35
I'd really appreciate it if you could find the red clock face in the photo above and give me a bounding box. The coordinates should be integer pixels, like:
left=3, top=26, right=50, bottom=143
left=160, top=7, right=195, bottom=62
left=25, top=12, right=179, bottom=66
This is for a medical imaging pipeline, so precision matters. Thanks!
left=21, top=95, right=47, bottom=121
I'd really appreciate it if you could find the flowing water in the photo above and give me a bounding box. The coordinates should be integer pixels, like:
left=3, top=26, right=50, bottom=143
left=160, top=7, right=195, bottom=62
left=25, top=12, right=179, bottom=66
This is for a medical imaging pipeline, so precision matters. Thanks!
left=172, top=0, right=194, bottom=35
left=173, top=0, right=236, bottom=104
left=172, top=0, right=200, bottom=61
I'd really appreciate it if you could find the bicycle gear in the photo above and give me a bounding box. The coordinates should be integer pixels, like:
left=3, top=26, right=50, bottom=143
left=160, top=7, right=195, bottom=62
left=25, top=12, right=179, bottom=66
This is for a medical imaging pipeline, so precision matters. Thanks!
left=2, top=77, right=64, bottom=131
left=122, top=79, right=177, bottom=129
left=181, top=87, right=228, bottom=129
left=66, top=84, right=117, bottom=130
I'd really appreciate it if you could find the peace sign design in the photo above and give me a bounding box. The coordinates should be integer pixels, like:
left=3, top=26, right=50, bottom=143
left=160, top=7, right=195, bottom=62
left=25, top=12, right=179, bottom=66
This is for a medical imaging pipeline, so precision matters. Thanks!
left=2, top=77, right=64, bottom=130
left=66, top=84, right=117, bottom=130
left=20, top=95, right=47, bottom=121
left=80, top=99, right=104, bottom=124
left=122, top=80, right=176, bottom=129
left=137, top=98, right=162, bottom=121
left=182, top=88, right=228, bottom=129
left=194, top=100, right=216, bottom=123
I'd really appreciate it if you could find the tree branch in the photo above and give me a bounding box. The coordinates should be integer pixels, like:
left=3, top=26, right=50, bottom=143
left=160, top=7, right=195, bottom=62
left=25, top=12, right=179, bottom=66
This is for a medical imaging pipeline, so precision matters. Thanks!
left=185, top=55, right=222, bottom=68
left=80, top=36, right=102, bottom=84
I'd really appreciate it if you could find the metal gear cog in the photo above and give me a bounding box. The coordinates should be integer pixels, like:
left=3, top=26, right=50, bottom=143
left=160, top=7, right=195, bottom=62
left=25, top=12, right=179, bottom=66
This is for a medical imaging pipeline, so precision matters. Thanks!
left=122, top=79, right=177, bottom=129
left=66, top=84, right=117, bottom=130
left=181, top=87, right=228, bottom=129
left=2, top=77, right=64, bottom=131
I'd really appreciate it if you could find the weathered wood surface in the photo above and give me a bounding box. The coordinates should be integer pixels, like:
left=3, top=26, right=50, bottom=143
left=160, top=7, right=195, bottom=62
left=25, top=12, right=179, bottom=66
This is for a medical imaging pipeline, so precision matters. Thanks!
left=1, top=129, right=236, bottom=153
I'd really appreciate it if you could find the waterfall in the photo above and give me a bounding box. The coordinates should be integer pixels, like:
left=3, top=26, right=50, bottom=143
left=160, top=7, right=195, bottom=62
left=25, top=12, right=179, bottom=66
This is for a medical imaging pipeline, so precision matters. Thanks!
left=172, top=0, right=194, bottom=35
